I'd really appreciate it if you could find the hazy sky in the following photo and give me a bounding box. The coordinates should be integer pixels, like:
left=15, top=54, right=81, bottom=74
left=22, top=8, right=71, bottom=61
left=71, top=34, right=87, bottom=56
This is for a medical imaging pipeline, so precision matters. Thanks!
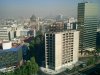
left=0, top=0, right=100, bottom=18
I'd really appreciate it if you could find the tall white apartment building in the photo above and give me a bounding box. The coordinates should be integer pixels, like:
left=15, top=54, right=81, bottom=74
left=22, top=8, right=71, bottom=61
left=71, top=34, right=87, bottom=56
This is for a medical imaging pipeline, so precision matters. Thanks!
left=45, top=30, right=79, bottom=70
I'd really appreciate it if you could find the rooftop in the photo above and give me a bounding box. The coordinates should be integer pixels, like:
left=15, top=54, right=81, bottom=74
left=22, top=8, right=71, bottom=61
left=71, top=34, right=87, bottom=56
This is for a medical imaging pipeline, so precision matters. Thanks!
left=0, top=45, right=22, bottom=52
left=46, top=30, right=79, bottom=34
left=0, top=41, right=22, bottom=51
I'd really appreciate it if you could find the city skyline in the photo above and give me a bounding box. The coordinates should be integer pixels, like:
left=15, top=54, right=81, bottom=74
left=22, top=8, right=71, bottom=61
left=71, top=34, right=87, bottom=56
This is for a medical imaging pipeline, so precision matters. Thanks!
left=0, top=1, right=100, bottom=75
left=0, top=0, right=100, bottom=18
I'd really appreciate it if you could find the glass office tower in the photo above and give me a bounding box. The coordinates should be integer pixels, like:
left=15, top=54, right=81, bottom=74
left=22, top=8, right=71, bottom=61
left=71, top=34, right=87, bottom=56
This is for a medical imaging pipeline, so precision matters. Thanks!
left=77, top=2, right=99, bottom=53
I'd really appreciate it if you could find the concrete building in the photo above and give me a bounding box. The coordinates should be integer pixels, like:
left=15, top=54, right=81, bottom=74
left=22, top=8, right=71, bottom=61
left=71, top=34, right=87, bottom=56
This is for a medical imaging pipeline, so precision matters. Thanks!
left=16, top=25, right=34, bottom=37
left=64, top=17, right=78, bottom=30
left=49, top=21, right=64, bottom=32
left=2, top=42, right=12, bottom=50
left=77, top=2, right=99, bottom=53
left=45, top=30, right=79, bottom=70
left=0, top=41, right=29, bottom=70
left=0, top=43, right=23, bottom=69
left=0, top=27, right=14, bottom=41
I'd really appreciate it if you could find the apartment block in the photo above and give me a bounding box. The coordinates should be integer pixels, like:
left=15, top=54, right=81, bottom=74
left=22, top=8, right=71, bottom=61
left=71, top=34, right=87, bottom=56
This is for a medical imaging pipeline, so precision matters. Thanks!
left=45, top=30, right=79, bottom=70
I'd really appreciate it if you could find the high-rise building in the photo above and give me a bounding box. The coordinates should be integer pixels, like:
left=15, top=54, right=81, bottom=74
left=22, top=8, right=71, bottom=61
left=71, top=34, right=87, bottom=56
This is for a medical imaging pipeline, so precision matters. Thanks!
left=77, top=2, right=99, bottom=53
left=45, top=30, right=79, bottom=70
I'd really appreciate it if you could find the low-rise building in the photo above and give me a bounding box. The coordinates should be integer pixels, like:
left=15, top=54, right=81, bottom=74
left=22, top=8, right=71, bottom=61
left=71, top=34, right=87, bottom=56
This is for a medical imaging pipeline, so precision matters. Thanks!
left=0, top=27, right=14, bottom=41
left=0, top=42, right=24, bottom=70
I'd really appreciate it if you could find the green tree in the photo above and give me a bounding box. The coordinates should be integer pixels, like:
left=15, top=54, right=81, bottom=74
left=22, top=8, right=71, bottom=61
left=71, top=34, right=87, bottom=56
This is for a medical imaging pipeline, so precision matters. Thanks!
left=29, top=40, right=35, bottom=57
left=6, top=71, right=14, bottom=75
left=35, top=37, right=41, bottom=45
left=36, top=30, right=42, bottom=36
left=26, top=60, right=32, bottom=75
left=96, top=48, right=100, bottom=55
left=14, top=68, right=20, bottom=75
left=0, top=72, right=5, bottom=75
left=87, top=57, right=95, bottom=66
left=30, top=57, right=39, bottom=75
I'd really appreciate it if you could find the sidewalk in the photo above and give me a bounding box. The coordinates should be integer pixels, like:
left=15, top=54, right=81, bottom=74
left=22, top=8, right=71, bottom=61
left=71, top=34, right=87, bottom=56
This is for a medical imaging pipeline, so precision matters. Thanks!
left=40, top=67, right=66, bottom=75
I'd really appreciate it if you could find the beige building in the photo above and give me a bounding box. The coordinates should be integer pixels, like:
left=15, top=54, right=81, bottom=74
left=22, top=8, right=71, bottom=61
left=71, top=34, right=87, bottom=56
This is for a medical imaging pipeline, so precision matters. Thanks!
left=45, top=30, right=79, bottom=70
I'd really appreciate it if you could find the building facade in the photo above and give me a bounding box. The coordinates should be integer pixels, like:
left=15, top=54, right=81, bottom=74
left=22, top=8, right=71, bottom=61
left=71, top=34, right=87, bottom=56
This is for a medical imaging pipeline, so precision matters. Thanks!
left=49, top=21, right=64, bottom=32
left=45, top=30, right=79, bottom=70
left=0, top=45, right=23, bottom=68
left=64, top=17, right=77, bottom=30
left=77, top=2, right=99, bottom=53
left=0, top=27, right=14, bottom=41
